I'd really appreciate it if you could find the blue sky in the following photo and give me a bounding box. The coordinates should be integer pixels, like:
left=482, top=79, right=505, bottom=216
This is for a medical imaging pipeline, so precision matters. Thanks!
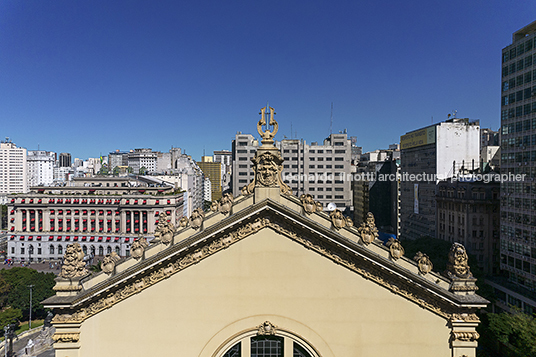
left=0, top=1, right=534, bottom=161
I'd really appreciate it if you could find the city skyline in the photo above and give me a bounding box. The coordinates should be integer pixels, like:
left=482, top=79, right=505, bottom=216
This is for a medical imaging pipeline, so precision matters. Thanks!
left=1, top=1, right=534, bottom=160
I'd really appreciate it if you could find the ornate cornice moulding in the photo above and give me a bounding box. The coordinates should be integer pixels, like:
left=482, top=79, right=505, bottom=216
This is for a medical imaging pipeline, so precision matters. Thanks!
left=50, top=208, right=482, bottom=325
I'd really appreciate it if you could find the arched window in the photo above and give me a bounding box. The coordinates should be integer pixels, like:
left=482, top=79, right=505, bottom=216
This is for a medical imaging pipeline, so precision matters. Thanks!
left=82, top=245, right=87, bottom=254
left=98, top=246, right=103, bottom=256
left=58, top=245, right=63, bottom=255
left=218, top=328, right=315, bottom=357
left=90, top=246, right=95, bottom=255
left=107, top=246, right=112, bottom=255
left=28, top=245, right=34, bottom=255
left=49, top=245, right=54, bottom=254
left=115, top=246, right=120, bottom=255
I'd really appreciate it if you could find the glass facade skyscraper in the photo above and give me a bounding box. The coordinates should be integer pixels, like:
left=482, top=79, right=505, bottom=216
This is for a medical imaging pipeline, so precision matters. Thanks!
left=500, top=20, right=536, bottom=291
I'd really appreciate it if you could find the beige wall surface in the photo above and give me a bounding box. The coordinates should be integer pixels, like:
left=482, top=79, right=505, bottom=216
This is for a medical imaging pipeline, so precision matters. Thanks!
left=79, top=229, right=451, bottom=357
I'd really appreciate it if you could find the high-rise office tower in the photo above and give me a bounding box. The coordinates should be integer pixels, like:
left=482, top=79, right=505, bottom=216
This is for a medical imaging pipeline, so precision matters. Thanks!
left=59, top=152, right=72, bottom=167
left=198, top=156, right=222, bottom=201
left=499, top=21, right=536, bottom=291
left=232, top=132, right=353, bottom=211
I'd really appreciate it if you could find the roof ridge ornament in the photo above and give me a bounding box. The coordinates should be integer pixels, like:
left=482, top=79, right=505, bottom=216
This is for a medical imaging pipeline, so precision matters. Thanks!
left=241, top=106, right=292, bottom=197
left=257, top=106, right=278, bottom=147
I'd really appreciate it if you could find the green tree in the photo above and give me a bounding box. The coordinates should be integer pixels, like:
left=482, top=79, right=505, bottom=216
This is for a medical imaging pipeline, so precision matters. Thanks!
left=0, top=268, right=55, bottom=320
left=486, top=310, right=536, bottom=357
left=0, top=308, right=22, bottom=329
left=0, top=274, right=11, bottom=307
left=139, top=166, right=147, bottom=175
left=1, top=204, right=7, bottom=230
left=98, top=163, right=109, bottom=176
left=112, top=166, right=120, bottom=176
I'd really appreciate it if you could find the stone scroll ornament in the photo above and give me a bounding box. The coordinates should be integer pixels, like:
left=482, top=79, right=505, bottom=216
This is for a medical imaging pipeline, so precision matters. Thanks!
left=60, top=243, right=88, bottom=279
left=189, top=208, right=205, bottom=230
left=154, top=212, right=175, bottom=245
left=102, top=252, right=121, bottom=275
left=386, top=237, right=404, bottom=260
left=445, top=242, right=473, bottom=279
left=357, top=212, right=379, bottom=244
left=300, top=194, right=323, bottom=214
left=241, top=106, right=292, bottom=196
left=130, top=235, right=148, bottom=260
left=414, top=252, right=433, bottom=275
left=330, top=209, right=353, bottom=230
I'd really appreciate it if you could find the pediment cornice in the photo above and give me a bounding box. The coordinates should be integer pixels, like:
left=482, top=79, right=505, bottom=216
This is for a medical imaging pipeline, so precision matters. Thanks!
left=47, top=198, right=486, bottom=325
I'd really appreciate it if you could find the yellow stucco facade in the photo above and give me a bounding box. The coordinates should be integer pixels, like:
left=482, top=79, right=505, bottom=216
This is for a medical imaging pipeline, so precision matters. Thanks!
left=78, top=229, right=450, bottom=356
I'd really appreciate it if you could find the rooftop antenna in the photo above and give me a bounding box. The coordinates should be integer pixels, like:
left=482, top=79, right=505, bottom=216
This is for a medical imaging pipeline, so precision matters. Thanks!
left=329, top=102, right=333, bottom=136
left=290, top=122, right=293, bottom=140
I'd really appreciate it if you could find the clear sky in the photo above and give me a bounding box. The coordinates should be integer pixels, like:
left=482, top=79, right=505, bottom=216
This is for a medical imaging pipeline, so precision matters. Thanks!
left=1, top=1, right=534, bottom=161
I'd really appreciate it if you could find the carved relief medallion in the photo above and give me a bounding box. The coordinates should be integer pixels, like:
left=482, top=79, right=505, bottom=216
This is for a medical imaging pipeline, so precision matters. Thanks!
left=330, top=209, right=353, bottom=230
left=179, top=216, right=188, bottom=228
left=257, top=321, right=277, bottom=336
left=414, top=252, right=433, bottom=275
left=218, top=193, right=234, bottom=214
left=300, top=194, right=323, bottom=214
left=189, top=208, right=205, bottom=230
left=387, top=237, right=404, bottom=260
left=102, top=252, right=121, bottom=275
left=130, top=235, right=148, bottom=260
left=210, top=200, right=219, bottom=212
left=255, top=151, right=280, bottom=187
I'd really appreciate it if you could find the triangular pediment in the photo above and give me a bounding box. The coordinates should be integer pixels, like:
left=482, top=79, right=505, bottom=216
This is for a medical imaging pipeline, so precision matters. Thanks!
left=44, top=194, right=486, bottom=325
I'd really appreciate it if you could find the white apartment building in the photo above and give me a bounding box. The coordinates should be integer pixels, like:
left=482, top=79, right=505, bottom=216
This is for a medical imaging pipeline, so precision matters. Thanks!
left=153, top=154, right=205, bottom=216
left=0, top=139, right=28, bottom=204
left=128, top=148, right=157, bottom=174
left=399, top=118, right=481, bottom=240
left=203, top=177, right=212, bottom=202
left=232, top=132, right=353, bottom=211
left=214, top=150, right=232, bottom=192
left=27, top=150, right=55, bottom=187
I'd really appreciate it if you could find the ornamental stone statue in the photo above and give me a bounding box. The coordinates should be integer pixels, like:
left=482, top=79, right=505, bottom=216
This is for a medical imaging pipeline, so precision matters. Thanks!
left=60, top=243, right=88, bottom=279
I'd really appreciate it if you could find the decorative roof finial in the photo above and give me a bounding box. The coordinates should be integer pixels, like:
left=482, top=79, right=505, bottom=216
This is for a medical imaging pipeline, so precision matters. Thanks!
left=257, top=105, right=278, bottom=147
left=241, top=105, right=291, bottom=197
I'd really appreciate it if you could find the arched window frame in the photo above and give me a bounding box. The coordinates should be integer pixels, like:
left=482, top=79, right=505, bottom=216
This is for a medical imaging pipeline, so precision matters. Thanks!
left=215, top=326, right=318, bottom=357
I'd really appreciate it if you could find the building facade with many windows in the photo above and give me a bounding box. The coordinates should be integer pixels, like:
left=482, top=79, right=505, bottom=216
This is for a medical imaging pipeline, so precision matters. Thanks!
left=232, top=132, right=353, bottom=211
left=399, top=118, right=480, bottom=240
left=436, top=178, right=500, bottom=275
left=500, top=20, right=536, bottom=291
left=0, top=139, right=28, bottom=204
left=6, top=177, right=184, bottom=262
left=27, top=150, right=55, bottom=187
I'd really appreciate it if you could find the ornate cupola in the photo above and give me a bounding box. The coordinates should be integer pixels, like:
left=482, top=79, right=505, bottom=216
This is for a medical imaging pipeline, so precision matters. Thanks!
left=241, top=105, right=292, bottom=202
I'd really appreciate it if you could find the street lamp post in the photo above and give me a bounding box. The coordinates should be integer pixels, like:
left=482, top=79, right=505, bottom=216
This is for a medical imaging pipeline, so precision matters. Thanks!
left=4, top=325, right=8, bottom=357
left=27, top=285, right=34, bottom=330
